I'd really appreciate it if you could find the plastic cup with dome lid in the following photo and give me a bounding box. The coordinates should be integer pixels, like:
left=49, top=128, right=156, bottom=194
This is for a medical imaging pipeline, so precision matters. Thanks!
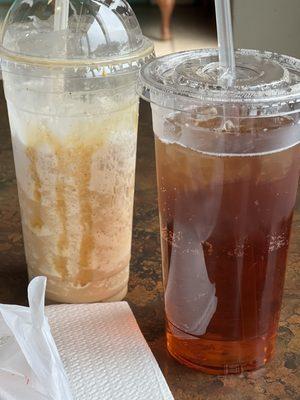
left=0, top=0, right=154, bottom=303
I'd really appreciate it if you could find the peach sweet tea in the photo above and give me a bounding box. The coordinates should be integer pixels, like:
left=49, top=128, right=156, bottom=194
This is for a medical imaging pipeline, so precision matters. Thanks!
left=139, top=49, right=300, bottom=374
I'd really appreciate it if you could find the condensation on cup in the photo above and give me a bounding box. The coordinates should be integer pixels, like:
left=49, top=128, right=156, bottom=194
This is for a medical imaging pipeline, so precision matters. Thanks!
left=0, top=0, right=154, bottom=302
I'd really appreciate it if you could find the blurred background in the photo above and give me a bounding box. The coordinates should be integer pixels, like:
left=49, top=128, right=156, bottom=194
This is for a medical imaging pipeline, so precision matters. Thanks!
left=134, top=0, right=217, bottom=56
left=0, top=0, right=299, bottom=58
left=0, top=0, right=217, bottom=56
left=232, top=0, right=300, bottom=58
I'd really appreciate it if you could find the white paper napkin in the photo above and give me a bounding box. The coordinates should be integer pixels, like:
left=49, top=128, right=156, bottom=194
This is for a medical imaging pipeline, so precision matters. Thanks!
left=46, top=302, right=174, bottom=400
left=0, top=278, right=173, bottom=400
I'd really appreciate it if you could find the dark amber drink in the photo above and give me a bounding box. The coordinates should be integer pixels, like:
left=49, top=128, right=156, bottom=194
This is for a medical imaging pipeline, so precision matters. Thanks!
left=155, top=115, right=299, bottom=374
left=139, top=48, right=300, bottom=374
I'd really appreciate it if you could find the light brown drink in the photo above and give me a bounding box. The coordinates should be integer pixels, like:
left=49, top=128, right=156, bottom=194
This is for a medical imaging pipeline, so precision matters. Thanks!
left=9, top=101, right=138, bottom=303
left=0, top=0, right=154, bottom=303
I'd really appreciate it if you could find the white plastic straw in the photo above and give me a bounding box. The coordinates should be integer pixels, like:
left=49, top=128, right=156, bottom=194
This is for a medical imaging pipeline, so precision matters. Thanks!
left=214, top=0, right=235, bottom=84
left=54, top=0, right=69, bottom=31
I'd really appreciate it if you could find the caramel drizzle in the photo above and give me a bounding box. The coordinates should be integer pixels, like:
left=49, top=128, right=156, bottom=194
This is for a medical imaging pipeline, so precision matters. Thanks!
left=46, top=133, right=69, bottom=279
left=54, top=167, right=69, bottom=279
left=75, top=145, right=94, bottom=286
left=26, top=131, right=95, bottom=284
left=27, top=131, right=69, bottom=278
left=25, top=107, right=133, bottom=285
left=26, top=147, right=43, bottom=230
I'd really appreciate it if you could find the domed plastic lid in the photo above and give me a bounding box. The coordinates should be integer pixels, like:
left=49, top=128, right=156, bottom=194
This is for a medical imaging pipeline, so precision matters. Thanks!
left=0, top=0, right=154, bottom=72
left=139, top=48, right=300, bottom=116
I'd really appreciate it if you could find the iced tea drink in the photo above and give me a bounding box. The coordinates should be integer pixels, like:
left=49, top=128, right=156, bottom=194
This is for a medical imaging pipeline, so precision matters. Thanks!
left=139, top=49, right=300, bottom=374
left=155, top=113, right=299, bottom=373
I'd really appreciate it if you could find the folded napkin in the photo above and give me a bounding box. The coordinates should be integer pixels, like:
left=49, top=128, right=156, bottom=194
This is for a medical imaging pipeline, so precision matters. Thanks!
left=0, top=278, right=174, bottom=400
left=46, top=301, right=173, bottom=400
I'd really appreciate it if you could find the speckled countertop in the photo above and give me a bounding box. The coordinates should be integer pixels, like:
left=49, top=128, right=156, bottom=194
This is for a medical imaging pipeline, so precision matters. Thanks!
left=0, top=84, right=299, bottom=400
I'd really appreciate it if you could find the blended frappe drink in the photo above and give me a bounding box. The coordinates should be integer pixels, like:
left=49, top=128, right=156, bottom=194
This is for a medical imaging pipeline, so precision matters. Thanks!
left=139, top=49, right=300, bottom=373
left=0, top=0, right=153, bottom=302
left=8, top=99, right=138, bottom=302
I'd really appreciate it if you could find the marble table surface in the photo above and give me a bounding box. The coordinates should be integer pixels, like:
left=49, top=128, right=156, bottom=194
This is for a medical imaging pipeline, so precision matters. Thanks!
left=0, top=84, right=299, bottom=399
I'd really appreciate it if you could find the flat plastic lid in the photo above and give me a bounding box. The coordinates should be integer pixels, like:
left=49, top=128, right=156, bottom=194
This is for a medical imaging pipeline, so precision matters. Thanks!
left=0, top=0, right=154, bottom=72
left=139, top=48, right=300, bottom=116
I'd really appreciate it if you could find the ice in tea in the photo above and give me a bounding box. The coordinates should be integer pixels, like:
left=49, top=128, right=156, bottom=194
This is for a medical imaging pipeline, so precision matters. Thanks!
left=155, top=112, right=300, bottom=374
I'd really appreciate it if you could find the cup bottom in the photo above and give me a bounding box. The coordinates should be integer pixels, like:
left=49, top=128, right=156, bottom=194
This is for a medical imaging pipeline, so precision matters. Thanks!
left=29, top=265, right=130, bottom=304
left=166, top=330, right=275, bottom=375
left=45, top=284, right=128, bottom=304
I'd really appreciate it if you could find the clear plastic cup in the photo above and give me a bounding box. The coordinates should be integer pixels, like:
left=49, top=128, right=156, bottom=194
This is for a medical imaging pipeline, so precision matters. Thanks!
left=0, top=0, right=154, bottom=303
left=139, top=49, right=300, bottom=374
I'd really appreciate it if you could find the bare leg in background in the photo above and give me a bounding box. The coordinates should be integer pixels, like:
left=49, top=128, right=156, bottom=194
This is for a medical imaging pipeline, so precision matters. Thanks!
left=156, top=0, right=175, bottom=40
